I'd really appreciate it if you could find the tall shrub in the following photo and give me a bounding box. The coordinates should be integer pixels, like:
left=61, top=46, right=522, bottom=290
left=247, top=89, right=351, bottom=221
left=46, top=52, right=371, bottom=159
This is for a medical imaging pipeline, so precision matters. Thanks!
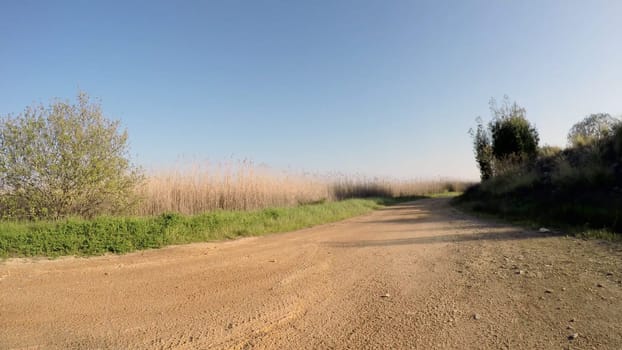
left=470, top=117, right=494, bottom=180
left=470, top=97, right=540, bottom=180
left=488, top=97, right=539, bottom=161
left=0, top=92, right=143, bottom=219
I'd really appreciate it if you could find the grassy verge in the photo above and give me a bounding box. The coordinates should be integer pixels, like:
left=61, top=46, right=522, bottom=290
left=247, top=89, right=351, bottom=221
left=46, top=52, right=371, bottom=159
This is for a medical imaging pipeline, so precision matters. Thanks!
left=576, top=229, right=622, bottom=242
left=0, top=197, right=421, bottom=258
left=455, top=123, right=622, bottom=240
left=453, top=193, right=621, bottom=241
left=370, top=195, right=428, bottom=205
left=426, top=191, right=462, bottom=198
left=371, top=192, right=460, bottom=206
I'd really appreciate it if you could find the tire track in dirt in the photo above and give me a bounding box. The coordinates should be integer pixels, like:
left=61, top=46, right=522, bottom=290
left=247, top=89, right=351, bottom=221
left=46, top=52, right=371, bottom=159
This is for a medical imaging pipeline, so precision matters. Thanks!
left=1, top=198, right=621, bottom=349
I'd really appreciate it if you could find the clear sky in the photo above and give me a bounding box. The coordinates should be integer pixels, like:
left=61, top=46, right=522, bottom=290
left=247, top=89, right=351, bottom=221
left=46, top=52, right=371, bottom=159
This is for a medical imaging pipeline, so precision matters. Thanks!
left=1, top=1, right=621, bottom=180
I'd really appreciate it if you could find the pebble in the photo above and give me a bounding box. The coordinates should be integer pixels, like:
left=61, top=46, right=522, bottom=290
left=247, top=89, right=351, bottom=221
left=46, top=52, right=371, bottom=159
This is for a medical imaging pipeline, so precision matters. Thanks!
left=268, top=259, right=277, bottom=263
left=381, top=293, right=390, bottom=298
left=568, top=333, right=579, bottom=340
left=567, top=325, right=574, bottom=330
left=545, top=289, right=554, bottom=294
left=606, top=272, right=613, bottom=276
left=562, top=287, right=567, bottom=291
left=597, top=283, right=604, bottom=288
left=473, top=313, right=481, bottom=320
left=516, top=270, right=525, bottom=275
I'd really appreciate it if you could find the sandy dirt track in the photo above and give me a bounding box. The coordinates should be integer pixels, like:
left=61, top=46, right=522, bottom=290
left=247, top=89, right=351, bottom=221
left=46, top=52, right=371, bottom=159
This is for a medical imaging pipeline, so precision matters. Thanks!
left=1, top=198, right=622, bottom=349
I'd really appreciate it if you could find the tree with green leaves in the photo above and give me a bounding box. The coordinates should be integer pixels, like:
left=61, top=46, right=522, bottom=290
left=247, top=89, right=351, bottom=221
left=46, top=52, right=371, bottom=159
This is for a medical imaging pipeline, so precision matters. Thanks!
left=470, top=97, right=540, bottom=180
left=567, top=113, right=620, bottom=147
left=470, top=117, right=494, bottom=181
left=488, top=97, right=539, bottom=161
left=0, top=92, right=143, bottom=219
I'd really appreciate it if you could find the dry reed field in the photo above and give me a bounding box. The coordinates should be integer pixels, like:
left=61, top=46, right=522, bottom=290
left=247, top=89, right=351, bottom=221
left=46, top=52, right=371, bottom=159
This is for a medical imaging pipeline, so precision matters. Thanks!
left=136, top=160, right=471, bottom=216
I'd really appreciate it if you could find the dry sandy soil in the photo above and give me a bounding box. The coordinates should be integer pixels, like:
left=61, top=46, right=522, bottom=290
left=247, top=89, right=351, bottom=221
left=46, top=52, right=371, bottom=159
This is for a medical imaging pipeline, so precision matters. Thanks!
left=1, top=198, right=621, bottom=349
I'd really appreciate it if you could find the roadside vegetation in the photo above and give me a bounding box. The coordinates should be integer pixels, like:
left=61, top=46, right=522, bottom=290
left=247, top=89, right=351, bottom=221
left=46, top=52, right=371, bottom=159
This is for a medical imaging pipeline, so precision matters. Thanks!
left=0, top=198, right=390, bottom=258
left=0, top=92, right=143, bottom=219
left=0, top=92, right=469, bottom=258
left=139, top=164, right=468, bottom=215
left=458, top=97, right=622, bottom=235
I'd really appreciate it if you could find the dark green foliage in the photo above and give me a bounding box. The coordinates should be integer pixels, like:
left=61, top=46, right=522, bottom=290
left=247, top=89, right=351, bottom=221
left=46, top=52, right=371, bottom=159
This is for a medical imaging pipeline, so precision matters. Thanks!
left=470, top=117, right=494, bottom=180
left=490, top=117, right=539, bottom=160
left=488, top=98, right=539, bottom=160
left=615, top=126, right=622, bottom=157
left=470, top=97, right=539, bottom=180
left=458, top=124, right=622, bottom=234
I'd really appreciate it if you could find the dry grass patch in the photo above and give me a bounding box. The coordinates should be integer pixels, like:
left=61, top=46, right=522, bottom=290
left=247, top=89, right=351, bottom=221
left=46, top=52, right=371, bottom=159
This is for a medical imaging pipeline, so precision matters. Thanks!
left=136, top=161, right=472, bottom=216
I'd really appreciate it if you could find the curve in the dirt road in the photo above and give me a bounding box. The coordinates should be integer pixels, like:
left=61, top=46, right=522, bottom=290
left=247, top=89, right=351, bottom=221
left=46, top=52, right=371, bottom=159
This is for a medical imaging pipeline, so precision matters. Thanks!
left=1, top=198, right=621, bottom=349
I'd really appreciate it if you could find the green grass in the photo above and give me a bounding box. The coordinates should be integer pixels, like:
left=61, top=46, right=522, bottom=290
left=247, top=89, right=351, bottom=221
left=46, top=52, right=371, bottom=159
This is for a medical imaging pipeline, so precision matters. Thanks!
left=370, top=195, right=428, bottom=205
left=576, top=229, right=622, bottom=242
left=453, top=192, right=621, bottom=241
left=455, top=187, right=621, bottom=230
left=0, top=197, right=422, bottom=259
left=427, top=191, right=462, bottom=198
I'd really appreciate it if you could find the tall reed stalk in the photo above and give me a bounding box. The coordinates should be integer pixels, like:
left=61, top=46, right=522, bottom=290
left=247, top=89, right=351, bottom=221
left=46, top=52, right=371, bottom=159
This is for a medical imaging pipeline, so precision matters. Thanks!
left=135, top=161, right=471, bottom=216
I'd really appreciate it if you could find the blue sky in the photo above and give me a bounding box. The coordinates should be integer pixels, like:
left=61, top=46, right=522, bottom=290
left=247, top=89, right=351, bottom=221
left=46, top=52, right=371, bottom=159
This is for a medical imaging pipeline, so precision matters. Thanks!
left=1, top=1, right=621, bottom=180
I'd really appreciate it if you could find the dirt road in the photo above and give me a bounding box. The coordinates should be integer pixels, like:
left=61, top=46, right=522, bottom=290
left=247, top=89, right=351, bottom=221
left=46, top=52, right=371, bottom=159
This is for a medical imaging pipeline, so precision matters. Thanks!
left=1, top=198, right=621, bottom=349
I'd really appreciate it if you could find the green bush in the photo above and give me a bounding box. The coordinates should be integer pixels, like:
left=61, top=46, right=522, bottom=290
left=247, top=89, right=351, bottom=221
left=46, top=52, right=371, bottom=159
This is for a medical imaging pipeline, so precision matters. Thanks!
left=470, top=117, right=494, bottom=180
left=488, top=98, right=539, bottom=160
left=459, top=118, right=622, bottom=233
left=470, top=97, right=539, bottom=180
left=0, top=92, right=143, bottom=219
